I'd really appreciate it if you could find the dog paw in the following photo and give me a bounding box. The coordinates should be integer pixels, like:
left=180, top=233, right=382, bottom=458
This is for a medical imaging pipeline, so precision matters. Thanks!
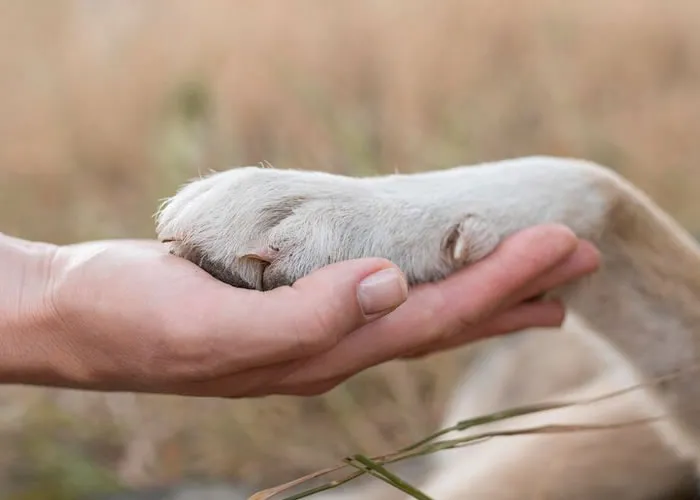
left=156, top=157, right=617, bottom=290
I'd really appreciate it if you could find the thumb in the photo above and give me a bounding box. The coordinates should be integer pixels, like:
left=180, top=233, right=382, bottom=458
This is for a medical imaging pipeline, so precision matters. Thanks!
left=262, top=258, right=409, bottom=357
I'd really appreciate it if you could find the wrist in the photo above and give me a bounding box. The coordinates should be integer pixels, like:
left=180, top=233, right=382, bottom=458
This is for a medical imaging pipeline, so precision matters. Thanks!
left=0, top=233, right=64, bottom=386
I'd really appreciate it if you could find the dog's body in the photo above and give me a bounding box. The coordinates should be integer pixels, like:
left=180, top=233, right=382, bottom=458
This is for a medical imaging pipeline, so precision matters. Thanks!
left=156, top=156, right=700, bottom=498
left=396, top=321, right=697, bottom=499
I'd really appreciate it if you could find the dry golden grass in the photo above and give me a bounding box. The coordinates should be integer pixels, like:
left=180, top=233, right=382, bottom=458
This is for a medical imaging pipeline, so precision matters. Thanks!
left=1, top=0, right=700, bottom=497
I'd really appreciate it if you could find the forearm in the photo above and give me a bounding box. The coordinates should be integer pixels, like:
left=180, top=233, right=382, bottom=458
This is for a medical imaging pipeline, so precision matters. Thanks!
left=0, top=233, right=63, bottom=386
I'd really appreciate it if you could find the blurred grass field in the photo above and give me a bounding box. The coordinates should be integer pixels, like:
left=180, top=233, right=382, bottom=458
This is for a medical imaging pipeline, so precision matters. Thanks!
left=1, top=1, right=700, bottom=498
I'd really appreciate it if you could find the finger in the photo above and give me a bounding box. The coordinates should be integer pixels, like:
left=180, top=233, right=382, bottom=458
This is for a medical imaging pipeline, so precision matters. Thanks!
left=399, top=300, right=566, bottom=359
left=506, top=240, right=600, bottom=307
left=417, top=223, right=580, bottom=326
left=189, top=258, right=408, bottom=373
left=269, top=224, right=583, bottom=387
left=268, top=301, right=566, bottom=395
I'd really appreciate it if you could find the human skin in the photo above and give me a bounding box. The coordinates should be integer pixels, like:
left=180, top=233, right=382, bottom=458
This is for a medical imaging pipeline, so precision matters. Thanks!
left=0, top=224, right=599, bottom=398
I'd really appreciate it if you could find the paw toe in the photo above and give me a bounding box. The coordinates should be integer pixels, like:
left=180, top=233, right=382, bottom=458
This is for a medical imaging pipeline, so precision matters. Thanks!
left=442, top=215, right=501, bottom=266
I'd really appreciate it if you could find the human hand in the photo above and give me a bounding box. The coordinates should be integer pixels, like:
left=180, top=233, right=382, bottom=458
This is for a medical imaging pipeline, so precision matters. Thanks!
left=0, top=224, right=598, bottom=397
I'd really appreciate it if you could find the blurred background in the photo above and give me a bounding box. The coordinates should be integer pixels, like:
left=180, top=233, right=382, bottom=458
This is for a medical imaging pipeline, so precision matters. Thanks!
left=1, top=1, right=700, bottom=498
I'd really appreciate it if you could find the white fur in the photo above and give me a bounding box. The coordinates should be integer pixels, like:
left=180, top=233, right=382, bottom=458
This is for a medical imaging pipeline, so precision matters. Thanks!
left=156, top=156, right=700, bottom=499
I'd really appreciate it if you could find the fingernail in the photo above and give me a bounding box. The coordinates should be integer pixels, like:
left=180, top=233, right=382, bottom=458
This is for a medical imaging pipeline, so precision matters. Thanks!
left=357, top=268, right=408, bottom=317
